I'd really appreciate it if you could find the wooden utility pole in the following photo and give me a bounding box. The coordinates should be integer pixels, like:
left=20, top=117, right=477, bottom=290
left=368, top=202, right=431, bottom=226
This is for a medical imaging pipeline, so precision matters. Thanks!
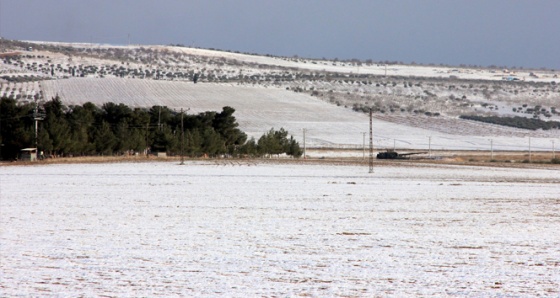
left=303, top=128, right=307, bottom=159
left=362, top=132, right=366, bottom=160
left=145, top=122, right=149, bottom=156
left=158, top=106, right=161, bottom=131
left=552, top=139, right=556, bottom=159
left=369, top=109, right=374, bottom=173
left=180, top=108, right=185, bottom=165
left=428, top=136, right=432, bottom=157
left=529, top=137, right=532, bottom=163
left=179, top=108, right=190, bottom=165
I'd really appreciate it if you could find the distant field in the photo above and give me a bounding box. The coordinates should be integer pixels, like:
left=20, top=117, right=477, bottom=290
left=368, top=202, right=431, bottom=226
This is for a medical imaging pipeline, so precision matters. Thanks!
left=39, top=78, right=559, bottom=151
left=40, top=78, right=371, bottom=146
left=2, top=40, right=558, bottom=152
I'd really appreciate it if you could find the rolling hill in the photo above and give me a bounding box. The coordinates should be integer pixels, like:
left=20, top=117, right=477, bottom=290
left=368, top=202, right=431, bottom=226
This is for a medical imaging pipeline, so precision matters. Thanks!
left=1, top=39, right=559, bottom=152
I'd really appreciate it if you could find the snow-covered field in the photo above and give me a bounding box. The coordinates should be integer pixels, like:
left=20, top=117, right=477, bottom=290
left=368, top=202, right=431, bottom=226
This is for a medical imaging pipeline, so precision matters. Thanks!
left=1, top=161, right=559, bottom=296
left=39, top=78, right=559, bottom=151
left=3, top=41, right=560, bottom=153
left=25, top=41, right=560, bottom=83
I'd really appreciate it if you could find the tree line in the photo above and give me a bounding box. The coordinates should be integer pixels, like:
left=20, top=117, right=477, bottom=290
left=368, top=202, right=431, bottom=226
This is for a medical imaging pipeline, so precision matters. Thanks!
left=0, top=97, right=302, bottom=160
left=460, top=115, right=560, bottom=131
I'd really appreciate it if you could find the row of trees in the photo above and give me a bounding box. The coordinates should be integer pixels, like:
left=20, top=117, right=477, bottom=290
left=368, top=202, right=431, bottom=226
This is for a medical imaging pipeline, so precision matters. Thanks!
left=0, top=97, right=302, bottom=160
left=460, top=115, right=560, bottom=131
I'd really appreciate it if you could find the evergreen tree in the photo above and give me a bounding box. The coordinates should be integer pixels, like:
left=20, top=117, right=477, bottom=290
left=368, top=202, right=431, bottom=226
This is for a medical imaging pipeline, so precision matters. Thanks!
left=43, top=97, right=72, bottom=155
left=213, top=106, right=247, bottom=153
left=94, top=121, right=116, bottom=155
left=0, top=97, right=34, bottom=159
left=130, top=107, right=151, bottom=153
left=67, top=103, right=97, bottom=155
left=239, top=137, right=258, bottom=157
left=0, top=99, right=301, bottom=160
left=201, top=128, right=224, bottom=156
left=152, top=125, right=177, bottom=153
left=257, top=128, right=301, bottom=158
left=286, top=136, right=303, bottom=158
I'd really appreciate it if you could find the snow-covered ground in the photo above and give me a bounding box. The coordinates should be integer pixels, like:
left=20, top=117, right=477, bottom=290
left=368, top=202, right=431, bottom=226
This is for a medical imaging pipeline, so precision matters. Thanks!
left=1, top=161, right=559, bottom=296
left=27, top=41, right=560, bottom=83
left=3, top=41, right=559, bottom=153
left=39, top=78, right=559, bottom=151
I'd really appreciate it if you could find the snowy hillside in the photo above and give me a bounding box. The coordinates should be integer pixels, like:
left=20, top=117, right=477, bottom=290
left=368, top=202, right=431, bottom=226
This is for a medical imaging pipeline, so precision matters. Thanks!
left=39, top=78, right=558, bottom=151
left=2, top=39, right=559, bottom=151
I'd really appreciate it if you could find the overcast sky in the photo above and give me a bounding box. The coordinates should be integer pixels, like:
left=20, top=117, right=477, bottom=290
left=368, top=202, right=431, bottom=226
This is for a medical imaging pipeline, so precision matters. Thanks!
left=1, top=0, right=558, bottom=69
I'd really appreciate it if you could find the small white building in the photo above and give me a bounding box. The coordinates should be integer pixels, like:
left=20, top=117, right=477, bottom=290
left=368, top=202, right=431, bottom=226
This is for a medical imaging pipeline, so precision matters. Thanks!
left=20, top=148, right=37, bottom=161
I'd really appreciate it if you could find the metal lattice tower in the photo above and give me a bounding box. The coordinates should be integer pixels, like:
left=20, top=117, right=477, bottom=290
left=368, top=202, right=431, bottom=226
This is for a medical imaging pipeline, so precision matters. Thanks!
left=33, top=102, right=45, bottom=151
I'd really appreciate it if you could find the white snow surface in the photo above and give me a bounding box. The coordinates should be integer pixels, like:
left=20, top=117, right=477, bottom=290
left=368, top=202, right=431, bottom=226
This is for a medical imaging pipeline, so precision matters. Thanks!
left=4, top=41, right=559, bottom=152
left=40, top=78, right=559, bottom=151
left=1, top=161, right=559, bottom=296
left=26, top=41, right=560, bottom=83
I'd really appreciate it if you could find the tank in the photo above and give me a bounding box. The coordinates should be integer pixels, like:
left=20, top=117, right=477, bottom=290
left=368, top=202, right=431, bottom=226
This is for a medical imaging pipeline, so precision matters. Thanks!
left=376, top=150, right=427, bottom=159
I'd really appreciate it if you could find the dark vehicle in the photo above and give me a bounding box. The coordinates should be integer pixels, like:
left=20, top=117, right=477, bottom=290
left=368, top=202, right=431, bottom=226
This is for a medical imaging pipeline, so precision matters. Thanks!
left=376, top=150, right=427, bottom=159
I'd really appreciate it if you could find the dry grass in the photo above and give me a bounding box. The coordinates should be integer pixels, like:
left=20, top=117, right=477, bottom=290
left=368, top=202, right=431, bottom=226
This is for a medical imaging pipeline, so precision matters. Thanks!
left=1, top=155, right=168, bottom=166
left=2, top=150, right=558, bottom=169
left=450, top=151, right=558, bottom=164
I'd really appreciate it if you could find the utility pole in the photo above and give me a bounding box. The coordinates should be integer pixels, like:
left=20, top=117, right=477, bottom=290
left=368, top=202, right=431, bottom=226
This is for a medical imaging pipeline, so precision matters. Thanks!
left=529, top=137, right=532, bottom=163
left=362, top=132, right=366, bottom=160
left=490, top=139, right=493, bottom=160
left=180, top=108, right=185, bottom=165
left=552, top=139, right=556, bottom=159
left=302, top=128, right=307, bottom=159
left=33, top=102, right=45, bottom=156
left=179, top=108, right=190, bottom=165
left=428, top=136, right=432, bottom=157
left=145, top=121, right=149, bottom=156
left=158, top=106, right=161, bottom=131
left=369, top=109, right=374, bottom=173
